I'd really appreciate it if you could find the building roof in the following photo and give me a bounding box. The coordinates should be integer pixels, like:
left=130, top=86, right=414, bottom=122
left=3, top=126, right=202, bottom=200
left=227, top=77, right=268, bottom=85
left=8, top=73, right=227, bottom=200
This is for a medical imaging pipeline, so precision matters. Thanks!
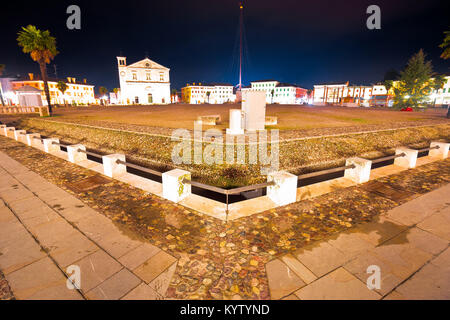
left=126, top=57, right=169, bottom=70
left=276, top=82, right=297, bottom=88
left=251, top=79, right=278, bottom=83
left=314, top=81, right=349, bottom=86
left=15, top=85, right=42, bottom=93
left=13, top=76, right=94, bottom=86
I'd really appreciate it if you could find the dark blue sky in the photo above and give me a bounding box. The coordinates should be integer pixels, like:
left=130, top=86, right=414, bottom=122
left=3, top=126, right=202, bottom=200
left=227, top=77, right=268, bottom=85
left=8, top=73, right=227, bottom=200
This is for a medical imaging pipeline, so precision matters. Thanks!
left=1, top=0, right=448, bottom=92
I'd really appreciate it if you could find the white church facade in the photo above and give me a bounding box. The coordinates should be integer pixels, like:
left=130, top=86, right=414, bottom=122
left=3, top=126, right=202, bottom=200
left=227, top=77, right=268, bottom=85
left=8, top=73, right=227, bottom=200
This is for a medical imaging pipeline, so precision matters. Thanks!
left=117, top=56, right=171, bottom=105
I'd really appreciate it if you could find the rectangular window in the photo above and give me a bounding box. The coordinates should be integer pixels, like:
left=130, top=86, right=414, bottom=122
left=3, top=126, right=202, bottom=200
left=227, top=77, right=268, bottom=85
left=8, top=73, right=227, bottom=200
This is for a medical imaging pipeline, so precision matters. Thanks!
left=132, top=73, right=137, bottom=80
left=160, top=73, right=164, bottom=81
left=146, top=73, right=151, bottom=81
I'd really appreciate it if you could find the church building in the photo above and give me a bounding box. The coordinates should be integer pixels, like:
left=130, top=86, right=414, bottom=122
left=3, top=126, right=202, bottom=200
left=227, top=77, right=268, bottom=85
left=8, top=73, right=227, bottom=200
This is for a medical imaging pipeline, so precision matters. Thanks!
left=117, top=56, right=170, bottom=105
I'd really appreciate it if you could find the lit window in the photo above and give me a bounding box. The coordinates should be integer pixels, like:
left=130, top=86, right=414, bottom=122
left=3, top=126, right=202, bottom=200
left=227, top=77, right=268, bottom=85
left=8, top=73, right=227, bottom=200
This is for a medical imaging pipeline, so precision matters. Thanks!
left=132, top=73, right=137, bottom=80
left=146, top=73, right=151, bottom=81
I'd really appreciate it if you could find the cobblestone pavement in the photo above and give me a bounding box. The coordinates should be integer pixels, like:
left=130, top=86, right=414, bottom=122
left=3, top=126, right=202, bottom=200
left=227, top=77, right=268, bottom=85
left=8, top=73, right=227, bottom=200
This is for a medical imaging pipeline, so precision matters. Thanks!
left=0, top=270, right=14, bottom=300
left=0, top=135, right=449, bottom=299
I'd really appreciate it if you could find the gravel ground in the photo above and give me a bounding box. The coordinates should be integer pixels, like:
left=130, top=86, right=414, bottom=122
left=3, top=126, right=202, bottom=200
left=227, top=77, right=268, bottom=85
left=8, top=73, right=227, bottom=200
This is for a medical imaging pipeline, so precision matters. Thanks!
left=6, top=117, right=450, bottom=187
left=0, top=135, right=449, bottom=299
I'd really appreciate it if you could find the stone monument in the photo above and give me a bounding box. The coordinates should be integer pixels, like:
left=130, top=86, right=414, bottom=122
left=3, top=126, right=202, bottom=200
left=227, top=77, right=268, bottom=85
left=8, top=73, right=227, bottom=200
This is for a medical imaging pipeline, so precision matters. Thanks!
left=241, top=90, right=266, bottom=131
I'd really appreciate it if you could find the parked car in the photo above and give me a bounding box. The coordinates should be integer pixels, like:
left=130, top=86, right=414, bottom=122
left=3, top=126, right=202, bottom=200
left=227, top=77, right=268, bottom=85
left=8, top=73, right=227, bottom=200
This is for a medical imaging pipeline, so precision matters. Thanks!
left=400, top=107, right=413, bottom=112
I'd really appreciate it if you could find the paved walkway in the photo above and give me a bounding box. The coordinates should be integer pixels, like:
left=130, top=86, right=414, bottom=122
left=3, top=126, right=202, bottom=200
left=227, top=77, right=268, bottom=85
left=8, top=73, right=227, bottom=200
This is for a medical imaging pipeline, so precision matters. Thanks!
left=0, top=151, right=177, bottom=300
left=266, top=183, right=450, bottom=300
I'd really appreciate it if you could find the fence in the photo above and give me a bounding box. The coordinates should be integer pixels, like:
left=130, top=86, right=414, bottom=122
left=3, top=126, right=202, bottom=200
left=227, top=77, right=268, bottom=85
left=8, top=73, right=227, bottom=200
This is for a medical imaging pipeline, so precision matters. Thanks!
left=1, top=123, right=449, bottom=221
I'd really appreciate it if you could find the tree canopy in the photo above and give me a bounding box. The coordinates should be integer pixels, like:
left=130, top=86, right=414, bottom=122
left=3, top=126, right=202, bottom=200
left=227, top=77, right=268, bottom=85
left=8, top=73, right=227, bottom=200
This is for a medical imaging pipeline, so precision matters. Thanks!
left=393, top=50, right=434, bottom=109
left=17, top=25, right=58, bottom=64
left=439, top=30, right=450, bottom=60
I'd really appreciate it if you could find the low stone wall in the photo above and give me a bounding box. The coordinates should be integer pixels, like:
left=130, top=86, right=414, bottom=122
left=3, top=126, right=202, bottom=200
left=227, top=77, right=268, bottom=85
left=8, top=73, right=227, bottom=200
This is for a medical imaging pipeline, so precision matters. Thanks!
left=0, top=106, right=49, bottom=117
left=1, top=123, right=448, bottom=221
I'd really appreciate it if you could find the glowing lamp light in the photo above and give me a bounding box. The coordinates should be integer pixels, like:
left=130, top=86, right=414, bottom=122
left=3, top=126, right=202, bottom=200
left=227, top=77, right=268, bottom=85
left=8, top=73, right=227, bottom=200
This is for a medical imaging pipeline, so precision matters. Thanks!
left=404, top=95, right=410, bottom=99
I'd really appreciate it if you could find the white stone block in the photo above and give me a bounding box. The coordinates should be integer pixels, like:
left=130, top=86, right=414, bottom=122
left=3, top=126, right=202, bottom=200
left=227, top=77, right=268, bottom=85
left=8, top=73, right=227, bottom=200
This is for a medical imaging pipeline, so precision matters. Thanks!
left=344, top=157, right=372, bottom=184
left=429, top=141, right=449, bottom=159
left=0, top=125, right=6, bottom=136
left=67, top=144, right=88, bottom=163
left=14, top=130, right=26, bottom=141
left=102, top=154, right=127, bottom=178
left=394, top=147, right=418, bottom=168
left=5, top=127, right=15, bottom=138
left=162, top=169, right=191, bottom=203
left=226, top=109, right=244, bottom=135
left=43, top=138, right=60, bottom=154
left=26, top=133, right=41, bottom=147
left=242, top=90, right=266, bottom=131
left=267, top=171, right=297, bottom=206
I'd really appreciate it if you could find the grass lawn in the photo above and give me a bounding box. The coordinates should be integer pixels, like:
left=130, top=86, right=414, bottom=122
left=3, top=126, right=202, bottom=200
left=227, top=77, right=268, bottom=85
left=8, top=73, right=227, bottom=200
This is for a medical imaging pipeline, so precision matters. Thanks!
left=4, top=104, right=448, bottom=188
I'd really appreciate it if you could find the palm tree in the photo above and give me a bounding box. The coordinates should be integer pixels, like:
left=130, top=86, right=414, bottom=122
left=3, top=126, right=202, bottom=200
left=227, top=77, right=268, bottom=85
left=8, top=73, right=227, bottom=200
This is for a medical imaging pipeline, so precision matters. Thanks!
left=205, top=91, right=211, bottom=104
left=56, top=81, right=68, bottom=107
left=17, top=25, right=58, bottom=115
left=439, top=30, right=450, bottom=60
left=99, top=86, right=108, bottom=105
left=270, top=89, right=275, bottom=104
left=431, top=74, right=447, bottom=107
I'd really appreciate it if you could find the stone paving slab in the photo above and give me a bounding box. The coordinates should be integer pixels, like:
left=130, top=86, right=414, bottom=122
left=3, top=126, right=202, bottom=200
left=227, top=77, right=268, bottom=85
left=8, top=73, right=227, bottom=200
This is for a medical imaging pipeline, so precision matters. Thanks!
left=294, top=267, right=381, bottom=300
left=265, top=258, right=305, bottom=300
left=0, top=151, right=178, bottom=300
left=417, top=207, right=450, bottom=241
left=86, top=268, right=141, bottom=300
left=133, top=251, right=177, bottom=284
left=67, top=250, right=123, bottom=293
left=5, top=257, right=83, bottom=300
left=294, top=242, right=349, bottom=278
left=121, top=282, right=162, bottom=300
left=118, top=243, right=161, bottom=270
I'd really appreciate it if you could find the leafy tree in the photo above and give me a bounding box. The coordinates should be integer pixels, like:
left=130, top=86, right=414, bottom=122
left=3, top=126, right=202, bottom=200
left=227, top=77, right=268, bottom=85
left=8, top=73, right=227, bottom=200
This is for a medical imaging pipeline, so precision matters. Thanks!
left=56, top=81, right=68, bottom=107
left=384, top=80, right=394, bottom=93
left=439, top=30, right=450, bottom=60
left=392, top=50, right=434, bottom=109
left=431, top=74, right=447, bottom=107
left=17, top=25, right=58, bottom=115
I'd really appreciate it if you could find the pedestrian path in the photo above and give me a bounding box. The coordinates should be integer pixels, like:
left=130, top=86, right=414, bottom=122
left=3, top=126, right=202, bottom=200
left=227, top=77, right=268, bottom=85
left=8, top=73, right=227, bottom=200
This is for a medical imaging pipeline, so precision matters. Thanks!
left=266, top=183, right=450, bottom=300
left=0, top=151, right=178, bottom=300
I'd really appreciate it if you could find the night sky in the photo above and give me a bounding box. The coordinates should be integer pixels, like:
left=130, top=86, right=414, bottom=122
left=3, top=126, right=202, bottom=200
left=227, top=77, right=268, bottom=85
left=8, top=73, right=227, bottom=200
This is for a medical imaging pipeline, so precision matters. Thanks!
left=1, top=0, right=448, bottom=93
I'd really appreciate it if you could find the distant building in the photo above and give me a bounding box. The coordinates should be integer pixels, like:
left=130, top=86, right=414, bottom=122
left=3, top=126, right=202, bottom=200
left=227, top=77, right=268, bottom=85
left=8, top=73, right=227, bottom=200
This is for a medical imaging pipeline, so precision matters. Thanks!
left=0, top=75, right=19, bottom=106
left=429, top=75, right=450, bottom=106
left=243, top=80, right=309, bottom=104
left=16, top=85, right=43, bottom=107
left=117, top=56, right=170, bottom=105
left=313, top=82, right=372, bottom=106
left=369, top=83, right=393, bottom=107
left=181, top=83, right=234, bottom=104
left=11, top=74, right=95, bottom=106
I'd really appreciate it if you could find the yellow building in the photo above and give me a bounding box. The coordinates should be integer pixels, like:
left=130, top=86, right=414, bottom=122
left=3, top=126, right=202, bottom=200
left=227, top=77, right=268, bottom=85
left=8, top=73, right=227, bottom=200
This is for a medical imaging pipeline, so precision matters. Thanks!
left=181, top=82, right=234, bottom=104
left=12, top=73, right=96, bottom=106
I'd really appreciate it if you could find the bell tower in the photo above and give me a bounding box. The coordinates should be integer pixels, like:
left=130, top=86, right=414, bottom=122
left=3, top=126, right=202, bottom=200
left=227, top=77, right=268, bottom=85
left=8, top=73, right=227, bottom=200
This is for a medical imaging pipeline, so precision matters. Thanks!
left=117, top=57, right=127, bottom=104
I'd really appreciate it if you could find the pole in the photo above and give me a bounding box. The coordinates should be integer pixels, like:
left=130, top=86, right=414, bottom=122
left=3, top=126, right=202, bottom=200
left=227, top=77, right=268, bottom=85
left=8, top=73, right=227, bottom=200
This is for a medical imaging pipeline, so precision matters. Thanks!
left=239, top=1, right=243, bottom=91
